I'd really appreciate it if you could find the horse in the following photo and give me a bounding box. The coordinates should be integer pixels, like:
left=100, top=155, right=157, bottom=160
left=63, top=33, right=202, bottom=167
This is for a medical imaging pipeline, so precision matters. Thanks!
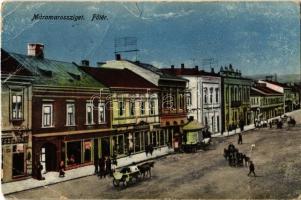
left=137, top=161, right=155, bottom=179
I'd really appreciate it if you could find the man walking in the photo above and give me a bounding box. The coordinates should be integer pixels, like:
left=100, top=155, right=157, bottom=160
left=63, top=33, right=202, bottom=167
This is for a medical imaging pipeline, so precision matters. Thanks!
left=248, top=161, right=256, bottom=177
left=238, top=132, right=243, bottom=145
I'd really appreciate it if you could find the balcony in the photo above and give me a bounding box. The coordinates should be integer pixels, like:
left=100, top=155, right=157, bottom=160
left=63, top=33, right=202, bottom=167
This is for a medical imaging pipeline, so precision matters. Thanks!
left=231, top=101, right=241, bottom=108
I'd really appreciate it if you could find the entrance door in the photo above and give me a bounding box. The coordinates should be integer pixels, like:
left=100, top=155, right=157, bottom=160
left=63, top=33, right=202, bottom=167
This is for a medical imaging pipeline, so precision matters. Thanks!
left=12, top=144, right=25, bottom=177
left=41, top=143, right=57, bottom=172
left=101, top=137, right=110, bottom=158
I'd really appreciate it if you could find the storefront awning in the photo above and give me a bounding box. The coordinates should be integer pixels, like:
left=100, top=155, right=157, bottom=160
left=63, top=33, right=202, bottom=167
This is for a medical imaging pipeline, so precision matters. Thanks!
left=33, top=128, right=113, bottom=138
left=183, top=120, right=205, bottom=131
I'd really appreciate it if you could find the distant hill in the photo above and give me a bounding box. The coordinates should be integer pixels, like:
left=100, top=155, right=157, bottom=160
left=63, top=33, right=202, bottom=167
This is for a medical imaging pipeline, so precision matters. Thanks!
left=247, top=74, right=301, bottom=83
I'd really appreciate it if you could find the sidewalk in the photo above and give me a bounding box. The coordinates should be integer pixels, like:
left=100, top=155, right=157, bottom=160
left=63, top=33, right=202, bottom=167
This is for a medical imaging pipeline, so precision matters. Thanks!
left=2, top=165, right=95, bottom=195
left=212, top=124, right=255, bottom=138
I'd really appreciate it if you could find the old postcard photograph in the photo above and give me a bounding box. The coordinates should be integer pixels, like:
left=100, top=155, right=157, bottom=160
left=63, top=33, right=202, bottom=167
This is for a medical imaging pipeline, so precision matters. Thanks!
left=1, top=1, right=301, bottom=199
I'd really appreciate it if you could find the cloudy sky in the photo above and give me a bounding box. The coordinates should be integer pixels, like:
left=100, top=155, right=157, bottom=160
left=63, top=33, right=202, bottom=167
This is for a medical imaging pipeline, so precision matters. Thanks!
left=2, top=1, right=300, bottom=76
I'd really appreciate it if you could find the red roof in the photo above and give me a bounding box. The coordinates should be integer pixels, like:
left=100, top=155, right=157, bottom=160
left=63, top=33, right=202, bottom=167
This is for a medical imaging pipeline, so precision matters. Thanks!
left=79, top=67, right=158, bottom=90
left=261, top=80, right=288, bottom=88
left=251, top=86, right=283, bottom=96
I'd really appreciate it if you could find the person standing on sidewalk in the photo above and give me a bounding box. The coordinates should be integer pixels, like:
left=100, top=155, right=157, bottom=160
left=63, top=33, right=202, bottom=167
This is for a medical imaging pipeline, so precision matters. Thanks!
left=248, top=161, right=256, bottom=177
left=94, top=157, right=99, bottom=175
left=59, top=160, right=65, bottom=178
left=238, top=132, right=243, bottom=145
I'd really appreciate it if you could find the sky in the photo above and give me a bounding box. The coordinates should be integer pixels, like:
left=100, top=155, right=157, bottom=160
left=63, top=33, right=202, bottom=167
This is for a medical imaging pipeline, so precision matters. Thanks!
left=2, top=1, right=300, bottom=76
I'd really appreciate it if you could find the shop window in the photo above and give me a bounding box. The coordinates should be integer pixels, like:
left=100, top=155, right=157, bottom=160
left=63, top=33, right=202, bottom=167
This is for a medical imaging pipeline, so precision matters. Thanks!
left=140, top=101, right=145, bottom=115
left=86, top=103, right=94, bottom=125
left=124, top=133, right=129, bottom=155
left=134, top=132, right=141, bottom=152
left=84, top=140, right=92, bottom=163
left=42, top=104, right=53, bottom=127
left=151, top=131, right=158, bottom=147
left=12, top=144, right=25, bottom=176
left=160, top=130, right=165, bottom=146
left=67, top=141, right=81, bottom=165
left=98, top=103, right=105, bottom=123
left=129, top=101, right=135, bottom=116
left=144, top=132, right=149, bottom=147
left=66, top=103, right=75, bottom=126
left=12, top=95, right=22, bottom=120
left=118, top=135, right=124, bottom=155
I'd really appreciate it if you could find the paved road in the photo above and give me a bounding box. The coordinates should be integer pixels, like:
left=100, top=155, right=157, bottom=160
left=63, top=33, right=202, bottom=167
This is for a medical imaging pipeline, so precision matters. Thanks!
left=6, top=125, right=301, bottom=199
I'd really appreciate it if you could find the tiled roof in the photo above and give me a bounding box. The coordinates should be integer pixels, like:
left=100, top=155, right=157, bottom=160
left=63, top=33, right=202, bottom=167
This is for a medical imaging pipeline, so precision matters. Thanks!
left=261, top=80, right=289, bottom=88
left=126, top=61, right=187, bottom=82
left=1, top=49, right=33, bottom=76
left=79, top=67, right=158, bottom=90
left=4, top=50, right=105, bottom=88
left=251, top=86, right=283, bottom=96
left=161, top=68, right=220, bottom=77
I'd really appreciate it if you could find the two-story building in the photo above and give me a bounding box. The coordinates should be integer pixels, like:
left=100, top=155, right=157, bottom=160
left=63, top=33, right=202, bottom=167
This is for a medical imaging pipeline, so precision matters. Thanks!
left=219, top=64, right=252, bottom=133
left=1, top=49, right=35, bottom=182
left=258, top=80, right=294, bottom=113
left=4, top=44, right=111, bottom=178
left=99, top=55, right=188, bottom=149
left=161, top=64, right=222, bottom=134
left=250, top=82, right=284, bottom=122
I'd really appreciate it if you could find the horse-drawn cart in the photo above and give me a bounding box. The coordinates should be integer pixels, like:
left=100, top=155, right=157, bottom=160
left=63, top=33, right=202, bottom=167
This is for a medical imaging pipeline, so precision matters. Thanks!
left=112, top=162, right=154, bottom=188
left=113, top=165, right=140, bottom=187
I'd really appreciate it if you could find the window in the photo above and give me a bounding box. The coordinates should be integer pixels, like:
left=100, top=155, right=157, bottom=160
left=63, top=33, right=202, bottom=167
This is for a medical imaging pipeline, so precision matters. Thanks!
left=215, top=88, right=219, bottom=103
left=186, top=92, right=192, bottom=106
left=12, top=95, right=22, bottom=120
left=66, top=104, right=75, bottom=126
left=205, top=116, right=208, bottom=126
left=210, top=88, right=213, bottom=103
left=179, top=93, right=184, bottom=109
left=150, top=100, right=155, bottom=115
left=134, top=132, right=141, bottom=152
left=140, top=101, right=145, bottom=115
left=225, top=87, right=229, bottom=103
left=217, top=116, right=220, bottom=132
left=112, top=134, right=125, bottom=156
left=119, top=101, right=125, bottom=116
left=42, top=104, right=53, bottom=127
left=86, top=103, right=94, bottom=125
left=98, top=103, right=105, bottom=123
left=204, top=88, right=208, bottom=104
left=129, top=101, right=135, bottom=116
left=160, top=130, right=165, bottom=146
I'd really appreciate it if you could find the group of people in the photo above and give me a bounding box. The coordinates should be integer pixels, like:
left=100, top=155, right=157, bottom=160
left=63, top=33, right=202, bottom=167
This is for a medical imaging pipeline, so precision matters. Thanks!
left=223, top=143, right=256, bottom=176
left=94, top=156, right=113, bottom=178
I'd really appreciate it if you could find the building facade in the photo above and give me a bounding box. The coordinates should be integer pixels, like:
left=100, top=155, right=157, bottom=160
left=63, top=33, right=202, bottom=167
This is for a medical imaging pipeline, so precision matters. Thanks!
left=3, top=45, right=113, bottom=178
left=250, top=83, right=284, bottom=122
left=161, top=64, right=222, bottom=134
left=220, top=65, right=252, bottom=133
left=80, top=66, right=168, bottom=165
left=1, top=49, right=35, bottom=182
left=100, top=56, right=188, bottom=149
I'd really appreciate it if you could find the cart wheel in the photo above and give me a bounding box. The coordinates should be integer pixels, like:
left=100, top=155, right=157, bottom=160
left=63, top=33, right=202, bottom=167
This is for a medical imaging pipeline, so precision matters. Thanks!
left=113, top=179, right=120, bottom=187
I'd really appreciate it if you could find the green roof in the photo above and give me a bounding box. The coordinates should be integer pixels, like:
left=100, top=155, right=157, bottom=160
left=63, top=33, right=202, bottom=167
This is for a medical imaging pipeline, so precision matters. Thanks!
left=183, top=120, right=205, bottom=131
left=9, top=52, right=105, bottom=88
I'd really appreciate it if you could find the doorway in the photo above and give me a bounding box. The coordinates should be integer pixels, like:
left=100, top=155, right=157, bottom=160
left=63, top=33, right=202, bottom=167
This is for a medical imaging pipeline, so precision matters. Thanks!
left=101, top=137, right=110, bottom=158
left=40, top=143, right=57, bottom=172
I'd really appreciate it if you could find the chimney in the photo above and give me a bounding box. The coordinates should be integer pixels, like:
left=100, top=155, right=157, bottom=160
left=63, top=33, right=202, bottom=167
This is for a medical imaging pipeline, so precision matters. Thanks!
left=115, top=54, right=121, bottom=60
left=171, top=65, right=174, bottom=69
left=211, top=68, right=215, bottom=73
left=27, top=43, right=44, bottom=58
left=81, top=60, right=89, bottom=66
left=195, top=65, right=199, bottom=70
left=181, top=63, right=184, bottom=69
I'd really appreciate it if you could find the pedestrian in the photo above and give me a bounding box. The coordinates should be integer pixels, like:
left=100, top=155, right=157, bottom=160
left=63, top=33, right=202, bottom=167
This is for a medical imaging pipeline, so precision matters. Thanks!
left=269, top=120, right=272, bottom=128
left=238, top=132, right=243, bottom=145
left=59, top=160, right=65, bottom=177
left=98, top=157, right=105, bottom=178
left=36, top=161, right=45, bottom=180
left=94, top=157, right=99, bottom=175
left=105, top=156, right=112, bottom=177
left=248, top=161, right=256, bottom=177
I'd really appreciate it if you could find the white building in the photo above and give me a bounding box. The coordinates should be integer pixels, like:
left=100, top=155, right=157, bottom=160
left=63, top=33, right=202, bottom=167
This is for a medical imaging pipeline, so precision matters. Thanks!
left=161, top=64, right=222, bottom=134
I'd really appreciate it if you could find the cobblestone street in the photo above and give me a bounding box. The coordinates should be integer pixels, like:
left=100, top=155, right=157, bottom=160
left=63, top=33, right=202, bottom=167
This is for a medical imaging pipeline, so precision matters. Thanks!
left=6, top=124, right=301, bottom=199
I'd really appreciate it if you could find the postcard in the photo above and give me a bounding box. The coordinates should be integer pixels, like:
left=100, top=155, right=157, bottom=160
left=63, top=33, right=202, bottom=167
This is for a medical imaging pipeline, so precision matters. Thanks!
left=1, top=1, right=301, bottom=199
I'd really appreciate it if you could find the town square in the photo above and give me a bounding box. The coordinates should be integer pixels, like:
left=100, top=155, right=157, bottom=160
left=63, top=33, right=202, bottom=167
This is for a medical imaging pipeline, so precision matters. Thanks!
left=1, top=1, right=301, bottom=199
